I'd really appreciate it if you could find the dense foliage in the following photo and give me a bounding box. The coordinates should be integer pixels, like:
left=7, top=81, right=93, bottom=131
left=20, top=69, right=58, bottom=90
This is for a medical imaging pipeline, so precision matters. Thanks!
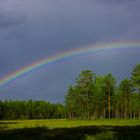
left=0, top=100, right=65, bottom=120
left=65, top=64, right=140, bottom=119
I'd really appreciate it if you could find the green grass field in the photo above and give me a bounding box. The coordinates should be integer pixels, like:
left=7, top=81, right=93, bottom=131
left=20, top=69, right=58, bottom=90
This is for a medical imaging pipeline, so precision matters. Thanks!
left=0, top=119, right=140, bottom=140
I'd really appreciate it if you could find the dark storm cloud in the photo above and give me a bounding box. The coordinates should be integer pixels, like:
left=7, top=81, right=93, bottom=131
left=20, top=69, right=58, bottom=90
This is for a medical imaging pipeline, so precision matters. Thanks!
left=0, top=9, right=27, bottom=29
left=0, top=0, right=140, bottom=102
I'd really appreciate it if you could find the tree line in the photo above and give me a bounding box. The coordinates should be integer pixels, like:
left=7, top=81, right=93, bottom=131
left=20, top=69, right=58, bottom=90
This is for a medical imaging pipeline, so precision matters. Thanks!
left=0, top=100, right=65, bottom=120
left=0, top=64, right=140, bottom=120
left=65, top=64, right=140, bottom=119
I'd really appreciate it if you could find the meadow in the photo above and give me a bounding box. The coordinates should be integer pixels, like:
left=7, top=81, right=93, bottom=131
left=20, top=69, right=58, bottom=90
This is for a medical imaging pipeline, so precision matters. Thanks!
left=0, top=119, right=140, bottom=140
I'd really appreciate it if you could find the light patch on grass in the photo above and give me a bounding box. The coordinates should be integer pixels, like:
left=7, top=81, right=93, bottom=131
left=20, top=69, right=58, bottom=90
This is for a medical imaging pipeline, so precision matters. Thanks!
left=0, top=119, right=140, bottom=130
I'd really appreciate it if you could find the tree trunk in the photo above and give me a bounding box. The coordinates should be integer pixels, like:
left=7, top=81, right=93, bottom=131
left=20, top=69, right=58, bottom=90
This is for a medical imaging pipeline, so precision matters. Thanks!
left=102, top=95, right=106, bottom=119
left=124, top=99, right=127, bottom=119
left=129, top=95, right=132, bottom=119
left=108, top=93, right=110, bottom=119
left=134, top=112, right=135, bottom=119
left=121, top=106, right=123, bottom=119
left=116, top=103, right=119, bottom=119
left=104, top=109, right=106, bottom=119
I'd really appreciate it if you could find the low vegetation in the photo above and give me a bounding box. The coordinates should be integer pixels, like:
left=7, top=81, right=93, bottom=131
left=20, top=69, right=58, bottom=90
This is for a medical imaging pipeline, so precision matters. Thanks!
left=0, top=119, right=140, bottom=140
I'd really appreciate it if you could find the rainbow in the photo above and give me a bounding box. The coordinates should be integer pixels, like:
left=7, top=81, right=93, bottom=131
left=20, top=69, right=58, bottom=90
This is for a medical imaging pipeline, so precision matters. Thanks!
left=0, top=41, right=140, bottom=88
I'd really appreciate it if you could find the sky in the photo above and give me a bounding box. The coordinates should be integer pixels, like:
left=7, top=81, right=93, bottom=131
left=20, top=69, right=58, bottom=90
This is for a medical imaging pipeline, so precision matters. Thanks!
left=0, top=0, right=140, bottom=103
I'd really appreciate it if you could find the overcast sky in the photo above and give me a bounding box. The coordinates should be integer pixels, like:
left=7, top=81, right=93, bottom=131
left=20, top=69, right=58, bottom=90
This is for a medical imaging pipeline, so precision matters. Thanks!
left=0, top=0, right=140, bottom=102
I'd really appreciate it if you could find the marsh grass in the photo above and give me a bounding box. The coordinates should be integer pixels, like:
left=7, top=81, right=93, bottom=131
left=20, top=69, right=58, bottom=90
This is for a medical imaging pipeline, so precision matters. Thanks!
left=0, top=119, right=140, bottom=140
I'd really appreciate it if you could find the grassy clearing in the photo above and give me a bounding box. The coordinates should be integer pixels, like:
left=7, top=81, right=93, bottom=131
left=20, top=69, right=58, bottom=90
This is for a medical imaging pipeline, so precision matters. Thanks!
left=0, top=119, right=140, bottom=140
left=1, top=119, right=140, bottom=130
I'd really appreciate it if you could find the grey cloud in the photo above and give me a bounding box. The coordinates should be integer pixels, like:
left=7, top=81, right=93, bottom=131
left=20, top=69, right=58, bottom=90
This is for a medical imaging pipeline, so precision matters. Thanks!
left=0, top=0, right=140, bottom=102
left=0, top=9, right=27, bottom=29
left=0, top=0, right=139, bottom=68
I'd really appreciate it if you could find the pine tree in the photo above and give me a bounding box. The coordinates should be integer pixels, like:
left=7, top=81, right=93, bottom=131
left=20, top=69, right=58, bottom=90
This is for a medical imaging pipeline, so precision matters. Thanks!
left=131, top=64, right=140, bottom=118
left=103, top=73, right=116, bottom=119
left=119, top=79, right=131, bottom=118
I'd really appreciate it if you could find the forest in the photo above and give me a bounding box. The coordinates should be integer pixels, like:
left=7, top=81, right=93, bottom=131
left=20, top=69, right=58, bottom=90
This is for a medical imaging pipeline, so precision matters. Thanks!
left=0, top=100, right=65, bottom=120
left=0, top=64, right=140, bottom=120
left=65, top=64, right=140, bottom=119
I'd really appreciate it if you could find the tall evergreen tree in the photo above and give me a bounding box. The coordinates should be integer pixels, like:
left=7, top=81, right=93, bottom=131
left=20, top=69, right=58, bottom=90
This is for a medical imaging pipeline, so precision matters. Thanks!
left=131, top=64, right=140, bottom=93
left=65, top=86, right=76, bottom=118
left=131, top=64, right=140, bottom=118
left=94, top=76, right=105, bottom=118
left=119, top=79, right=131, bottom=118
left=103, top=73, right=116, bottom=119
left=76, top=70, right=95, bottom=119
